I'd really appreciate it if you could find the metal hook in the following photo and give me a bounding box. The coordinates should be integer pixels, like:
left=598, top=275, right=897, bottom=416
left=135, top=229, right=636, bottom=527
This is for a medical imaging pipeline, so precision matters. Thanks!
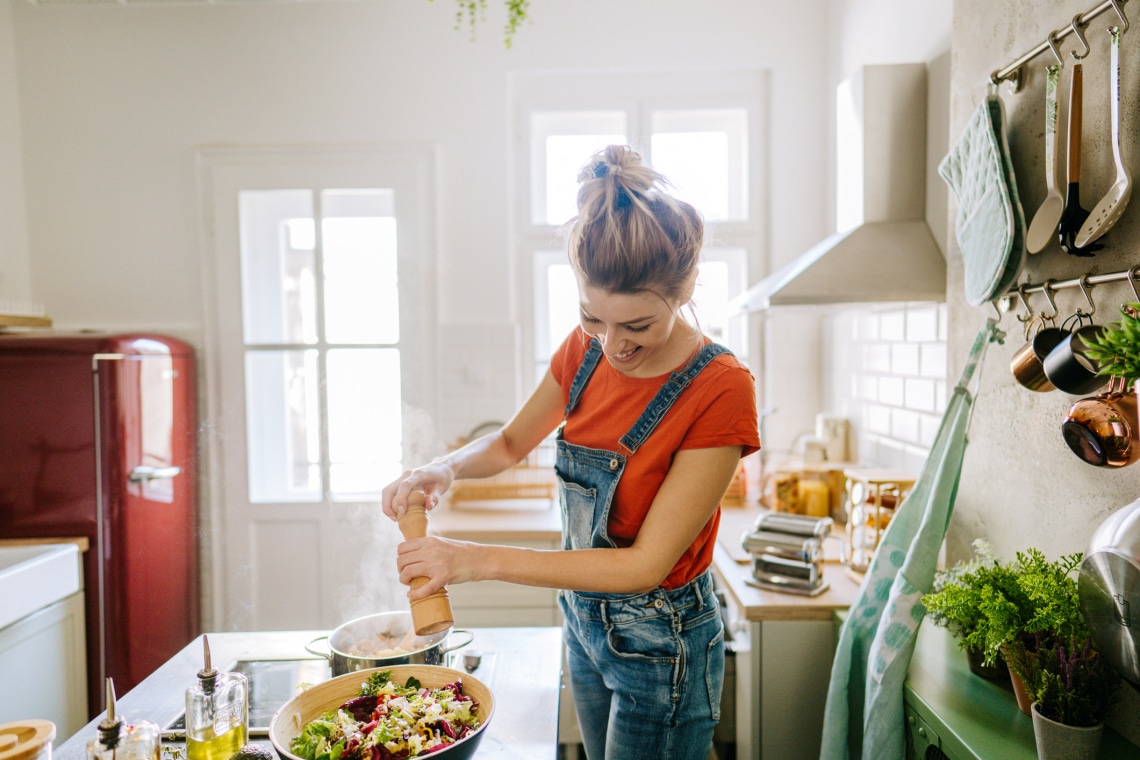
left=1109, top=0, right=1130, bottom=34
left=1070, top=15, right=1092, bottom=59
left=1076, top=274, right=1097, bottom=317
left=1016, top=283, right=1035, bottom=323
left=1040, top=280, right=1060, bottom=320
left=1128, top=265, right=1140, bottom=303
left=1046, top=31, right=1066, bottom=66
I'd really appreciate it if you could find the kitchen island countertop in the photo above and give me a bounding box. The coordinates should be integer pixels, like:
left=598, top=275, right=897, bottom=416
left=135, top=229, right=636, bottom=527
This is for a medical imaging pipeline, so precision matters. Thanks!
left=54, top=626, right=562, bottom=760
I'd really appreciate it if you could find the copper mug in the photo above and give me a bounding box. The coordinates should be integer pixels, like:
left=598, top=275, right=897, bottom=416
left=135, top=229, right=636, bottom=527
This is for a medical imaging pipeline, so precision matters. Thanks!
left=1062, top=376, right=1140, bottom=467
left=1010, top=316, right=1068, bottom=391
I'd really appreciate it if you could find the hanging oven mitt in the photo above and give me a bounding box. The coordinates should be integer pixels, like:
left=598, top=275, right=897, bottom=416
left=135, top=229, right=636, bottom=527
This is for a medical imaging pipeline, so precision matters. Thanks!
left=938, top=93, right=1026, bottom=307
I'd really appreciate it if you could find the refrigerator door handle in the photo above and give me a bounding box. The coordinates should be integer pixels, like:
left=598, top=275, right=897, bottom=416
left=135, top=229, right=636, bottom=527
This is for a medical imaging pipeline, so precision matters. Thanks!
left=128, top=465, right=182, bottom=484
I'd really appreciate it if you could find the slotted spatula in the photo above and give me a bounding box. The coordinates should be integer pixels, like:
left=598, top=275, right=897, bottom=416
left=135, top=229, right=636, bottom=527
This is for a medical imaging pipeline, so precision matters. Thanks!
left=1058, top=62, right=1105, bottom=256
left=1075, top=24, right=1131, bottom=248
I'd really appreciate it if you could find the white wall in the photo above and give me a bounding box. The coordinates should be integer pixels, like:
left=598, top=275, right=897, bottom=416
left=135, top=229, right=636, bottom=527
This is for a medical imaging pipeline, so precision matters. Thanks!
left=0, top=0, right=31, bottom=304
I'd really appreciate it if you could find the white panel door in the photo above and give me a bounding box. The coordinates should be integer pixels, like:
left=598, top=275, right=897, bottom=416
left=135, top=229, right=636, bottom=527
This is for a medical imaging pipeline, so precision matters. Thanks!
left=198, top=146, right=437, bottom=631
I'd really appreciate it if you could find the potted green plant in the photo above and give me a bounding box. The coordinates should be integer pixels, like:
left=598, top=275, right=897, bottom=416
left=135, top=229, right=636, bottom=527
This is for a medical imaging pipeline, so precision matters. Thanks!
left=1019, top=632, right=1122, bottom=760
left=1084, top=302, right=1140, bottom=388
left=921, top=540, right=1006, bottom=680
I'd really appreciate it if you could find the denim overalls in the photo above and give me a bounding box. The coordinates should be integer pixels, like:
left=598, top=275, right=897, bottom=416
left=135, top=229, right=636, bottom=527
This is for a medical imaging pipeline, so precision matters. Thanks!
left=556, top=338, right=730, bottom=760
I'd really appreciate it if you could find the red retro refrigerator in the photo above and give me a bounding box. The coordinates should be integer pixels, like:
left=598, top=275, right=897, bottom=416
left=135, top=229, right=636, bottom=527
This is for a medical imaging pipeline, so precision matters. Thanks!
left=0, top=332, right=199, bottom=717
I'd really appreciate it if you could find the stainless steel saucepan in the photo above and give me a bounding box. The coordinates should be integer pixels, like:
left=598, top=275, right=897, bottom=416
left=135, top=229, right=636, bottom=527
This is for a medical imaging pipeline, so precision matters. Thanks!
left=306, top=610, right=474, bottom=676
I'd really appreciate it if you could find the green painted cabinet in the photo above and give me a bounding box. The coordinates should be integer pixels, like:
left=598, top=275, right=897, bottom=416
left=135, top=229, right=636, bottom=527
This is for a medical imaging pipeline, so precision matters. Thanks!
left=904, top=623, right=1139, bottom=759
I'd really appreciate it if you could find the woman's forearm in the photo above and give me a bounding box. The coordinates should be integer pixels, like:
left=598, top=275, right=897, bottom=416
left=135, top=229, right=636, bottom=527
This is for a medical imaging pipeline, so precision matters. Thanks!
left=475, top=543, right=666, bottom=594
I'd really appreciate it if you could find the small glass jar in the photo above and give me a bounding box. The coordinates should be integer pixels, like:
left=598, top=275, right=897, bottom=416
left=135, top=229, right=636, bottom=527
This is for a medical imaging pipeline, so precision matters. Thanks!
left=1, top=720, right=56, bottom=760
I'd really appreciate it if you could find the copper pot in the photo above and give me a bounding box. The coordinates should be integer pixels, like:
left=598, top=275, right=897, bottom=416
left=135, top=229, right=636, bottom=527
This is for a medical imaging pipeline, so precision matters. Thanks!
left=1062, top=376, right=1140, bottom=467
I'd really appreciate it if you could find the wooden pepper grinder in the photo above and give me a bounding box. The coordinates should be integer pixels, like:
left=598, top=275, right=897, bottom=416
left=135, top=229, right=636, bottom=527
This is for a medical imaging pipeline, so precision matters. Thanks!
left=397, top=490, right=455, bottom=635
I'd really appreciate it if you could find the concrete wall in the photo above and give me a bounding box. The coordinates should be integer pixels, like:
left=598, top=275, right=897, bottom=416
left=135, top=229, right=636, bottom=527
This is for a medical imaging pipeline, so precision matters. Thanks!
left=948, top=0, right=1140, bottom=739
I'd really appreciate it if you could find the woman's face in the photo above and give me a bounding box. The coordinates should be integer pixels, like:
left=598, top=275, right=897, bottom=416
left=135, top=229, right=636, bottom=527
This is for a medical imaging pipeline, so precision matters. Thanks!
left=577, top=280, right=691, bottom=377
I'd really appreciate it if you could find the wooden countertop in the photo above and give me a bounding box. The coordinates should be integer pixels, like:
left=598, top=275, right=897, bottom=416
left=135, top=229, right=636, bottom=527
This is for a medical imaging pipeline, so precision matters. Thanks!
left=430, top=498, right=862, bottom=623
left=54, top=627, right=562, bottom=758
left=713, top=503, right=861, bottom=621
left=429, top=498, right=561, bottom=542
left=0, top=536, right=90, bottom=553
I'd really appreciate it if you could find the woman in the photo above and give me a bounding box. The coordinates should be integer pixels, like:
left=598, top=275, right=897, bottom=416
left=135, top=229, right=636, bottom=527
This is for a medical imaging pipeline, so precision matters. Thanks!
left=382, top=144, right=759, bottom=759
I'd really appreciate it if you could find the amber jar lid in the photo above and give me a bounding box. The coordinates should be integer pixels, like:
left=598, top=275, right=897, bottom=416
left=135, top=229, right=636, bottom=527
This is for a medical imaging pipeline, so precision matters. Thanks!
left=0, top=721, right=56, bottom=760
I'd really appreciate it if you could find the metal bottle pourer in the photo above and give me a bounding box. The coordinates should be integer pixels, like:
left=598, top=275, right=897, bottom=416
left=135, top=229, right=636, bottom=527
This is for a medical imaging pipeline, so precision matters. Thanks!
left=97, top=678, right=124, bottom=750
left=197, top=635, right=219, bottom=693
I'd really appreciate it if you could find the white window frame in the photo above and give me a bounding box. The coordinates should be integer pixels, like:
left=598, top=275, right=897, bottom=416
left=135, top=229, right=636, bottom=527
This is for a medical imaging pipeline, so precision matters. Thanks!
left=509, top=69, right=768, bottom=393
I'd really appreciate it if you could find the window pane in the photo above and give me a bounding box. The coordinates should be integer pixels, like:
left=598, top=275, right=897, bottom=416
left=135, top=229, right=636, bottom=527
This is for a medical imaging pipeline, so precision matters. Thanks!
left=651, top=109, right=749, bottom=221
left=697, top=247, right=749, bottom=357
left=327, top=348, right=403, bottom=498
left=545, top=263, right=579, bottom=359
left=246, top=349, right=321, bottom=503
left=531, top=111, right=626, bottom=225
left=321, top=189, right=399, bottom=345
left=239, top=190, right=318, bottom=345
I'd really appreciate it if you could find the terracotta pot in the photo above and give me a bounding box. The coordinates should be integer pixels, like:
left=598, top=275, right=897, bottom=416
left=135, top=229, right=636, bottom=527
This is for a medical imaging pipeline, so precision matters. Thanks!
left=965, top=646, right=1008, bottom=682
left=1001, top=644, right=1035, bottom=715
left=1031, top=703, right=1104, bottom=759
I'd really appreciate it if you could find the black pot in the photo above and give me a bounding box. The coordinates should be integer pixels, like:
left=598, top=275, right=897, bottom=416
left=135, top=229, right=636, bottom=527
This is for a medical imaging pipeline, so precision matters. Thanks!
left=306, top=610, right=474, bottom=676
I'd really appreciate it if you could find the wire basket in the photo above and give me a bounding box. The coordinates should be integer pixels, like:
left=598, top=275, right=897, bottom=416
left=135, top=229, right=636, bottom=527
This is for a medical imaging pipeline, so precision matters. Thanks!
left=448, top=437, right=558, bottom=502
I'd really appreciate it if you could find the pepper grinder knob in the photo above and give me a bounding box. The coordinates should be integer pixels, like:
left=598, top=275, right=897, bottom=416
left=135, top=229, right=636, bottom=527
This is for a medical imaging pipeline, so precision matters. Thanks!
left=397, top=490, right=455, bottom=636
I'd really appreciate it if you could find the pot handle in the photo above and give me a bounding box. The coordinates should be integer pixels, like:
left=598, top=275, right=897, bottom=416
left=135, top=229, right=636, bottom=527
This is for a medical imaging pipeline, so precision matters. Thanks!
left=439, top=628, right=475, bottom=655
left=305, top=635, right=333, bottom=661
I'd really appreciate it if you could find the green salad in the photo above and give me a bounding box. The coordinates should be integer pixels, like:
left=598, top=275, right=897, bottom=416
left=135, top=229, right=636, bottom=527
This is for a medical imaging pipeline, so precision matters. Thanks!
left=290, top=671, right=481, bottom=760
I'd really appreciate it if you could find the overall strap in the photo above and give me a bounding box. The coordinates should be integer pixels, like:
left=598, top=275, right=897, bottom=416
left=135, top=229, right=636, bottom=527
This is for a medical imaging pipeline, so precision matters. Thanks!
left=564, top=338, right=605, bottom=417
left=619, top=342, right=732, bottom=454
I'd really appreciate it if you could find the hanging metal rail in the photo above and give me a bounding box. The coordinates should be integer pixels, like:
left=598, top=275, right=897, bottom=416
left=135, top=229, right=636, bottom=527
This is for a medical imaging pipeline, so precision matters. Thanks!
left=1002, top=264, right=1140, bottom=319
left=990, top=0, right=1129, bottom=92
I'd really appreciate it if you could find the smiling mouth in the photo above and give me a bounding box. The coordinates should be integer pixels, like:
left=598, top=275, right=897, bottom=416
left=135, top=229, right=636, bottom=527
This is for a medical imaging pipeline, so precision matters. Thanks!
left=608, top=346, right=641, bottom=362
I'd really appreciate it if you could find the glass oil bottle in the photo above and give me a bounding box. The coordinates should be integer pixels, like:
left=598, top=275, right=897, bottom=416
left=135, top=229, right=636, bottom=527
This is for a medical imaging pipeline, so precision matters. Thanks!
left=86, top=678, right=161, bottom=760
left=185, top=635, right=249, bottom=760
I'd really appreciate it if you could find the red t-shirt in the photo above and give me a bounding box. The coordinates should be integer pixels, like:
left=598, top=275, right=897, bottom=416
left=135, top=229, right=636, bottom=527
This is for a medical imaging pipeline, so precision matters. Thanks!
left=550, top=328, right=761, bottom=588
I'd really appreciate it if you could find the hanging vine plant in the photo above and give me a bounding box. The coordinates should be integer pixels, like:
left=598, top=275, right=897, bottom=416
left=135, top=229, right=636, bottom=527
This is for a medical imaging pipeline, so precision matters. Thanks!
left=435, top=0, right=532, bottom=48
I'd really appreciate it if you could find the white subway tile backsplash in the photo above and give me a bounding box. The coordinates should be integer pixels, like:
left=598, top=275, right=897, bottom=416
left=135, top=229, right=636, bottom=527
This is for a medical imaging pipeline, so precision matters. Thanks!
left=825, top=302, right=946, bottom=470
left=879, top=376, right=905, bottom=406
left=856, top=312, right=880, bottom=341
left=866, top=404, right=892, bottom=434
left=891, top=408, right=921, bottom=443
left=891, top=343, right=920, bottom=375
left=920, top=343, right=947, bottom=379
left=906, top=306, right=939, bottom=343
left=859, top=375, right=878, bottom=402
left=866, top=344, right=891, bottom=372
left=904, top=378, right=936, bottom=412
left=880, top=310, right=906, bottom=341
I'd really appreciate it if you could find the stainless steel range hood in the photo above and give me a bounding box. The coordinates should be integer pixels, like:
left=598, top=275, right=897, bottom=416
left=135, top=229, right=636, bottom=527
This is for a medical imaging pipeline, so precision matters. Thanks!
left=731, top=63, right=946, bottom=312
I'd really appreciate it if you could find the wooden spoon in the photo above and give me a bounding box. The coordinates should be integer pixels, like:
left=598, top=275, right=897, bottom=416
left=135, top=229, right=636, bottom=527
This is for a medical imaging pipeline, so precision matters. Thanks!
left=1026, top=63, right=1065, bottom=253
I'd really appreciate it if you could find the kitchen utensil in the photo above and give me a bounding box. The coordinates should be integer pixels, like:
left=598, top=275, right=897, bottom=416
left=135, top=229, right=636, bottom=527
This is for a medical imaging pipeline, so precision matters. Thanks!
left=1042, top=315, right=1109, bottom=394
left=1026, top=62, right=1066, bottom=253
left=398, top=490, right=455, bottom=635
left=1078, top=496, right=1140, bottom=687
left=269, top=665, right=494, bottom=760
left=1058, top=63, right=1106, bottom=256
left=1061, top=375, right=1139, bottom=467
left=305, top=610, right=474, bottom=676
left=1010, top=315, right=1068, bottom=391
left=1076, top=25, right=1132, bottom=247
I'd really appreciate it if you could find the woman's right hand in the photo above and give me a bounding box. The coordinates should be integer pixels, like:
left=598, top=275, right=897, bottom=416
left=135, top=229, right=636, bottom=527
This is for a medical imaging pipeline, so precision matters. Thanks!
left=381, top=460, right=455, bottom=520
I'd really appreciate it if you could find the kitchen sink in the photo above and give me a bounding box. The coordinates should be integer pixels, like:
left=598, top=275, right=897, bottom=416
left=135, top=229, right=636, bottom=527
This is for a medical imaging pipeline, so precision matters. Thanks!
left=0, top=542, right=82, bottom=630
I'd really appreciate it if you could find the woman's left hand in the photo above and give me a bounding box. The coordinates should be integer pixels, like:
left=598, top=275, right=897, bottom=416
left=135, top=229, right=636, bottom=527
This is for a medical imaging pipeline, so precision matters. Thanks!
left=397, top=536, right=482, bottom=600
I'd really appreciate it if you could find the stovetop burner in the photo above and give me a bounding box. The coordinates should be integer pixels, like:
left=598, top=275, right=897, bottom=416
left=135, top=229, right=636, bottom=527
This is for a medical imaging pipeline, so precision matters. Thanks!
left=164, top=658, right=331, bottom=734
